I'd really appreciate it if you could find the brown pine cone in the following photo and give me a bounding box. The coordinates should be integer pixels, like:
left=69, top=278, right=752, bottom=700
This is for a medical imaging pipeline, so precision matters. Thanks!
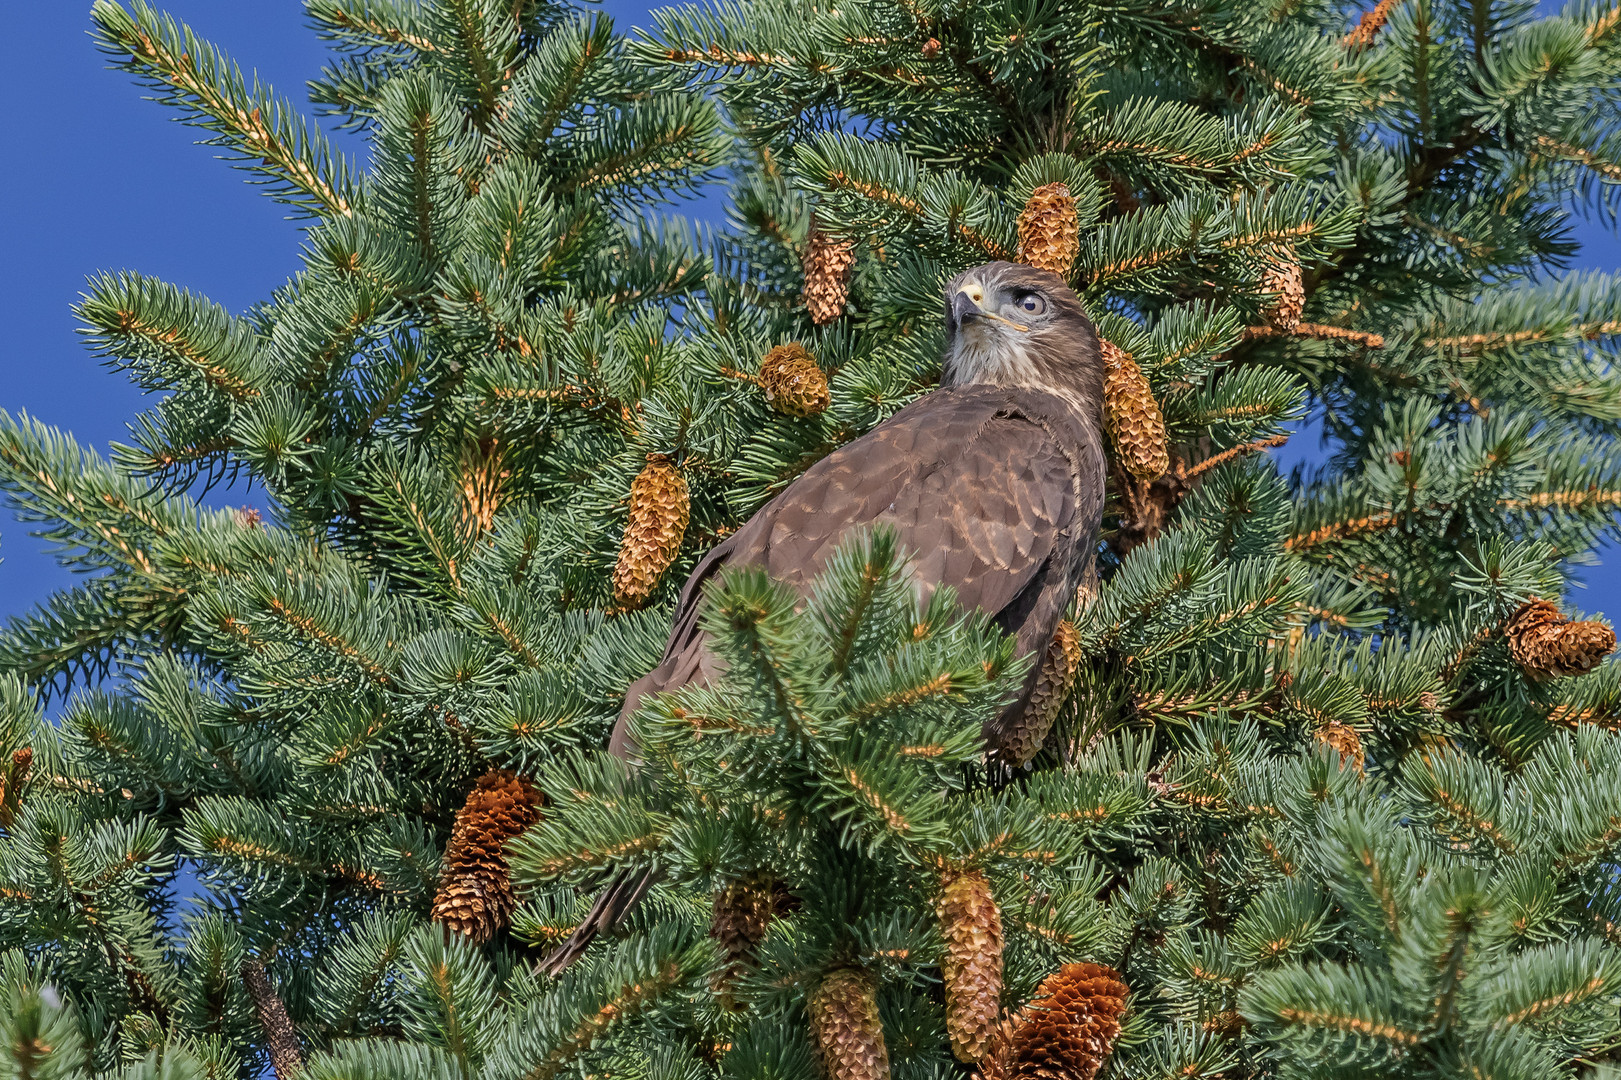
left=804, top=221, right=856, bottom=326
left=1017, top=183, right=1080, bottom=279
left=992, top=621, right=1081, bottom=767
left=937, top=868, right=1004, bottom=1063
left=612, top=454, right=690, bottom=609
left=808, top=967, right=890, bottom=1080
left=984, top=963, right=1128, bottom=1080
left=1101, top=340, right=1169, bottom=482
left=1259, top=255, right=1305, bottom=332
left=713, top=873, right=777, bottom=961
left=1314, top=720, right=1365, bottom=774
left=1505, top=599, right=1617, bottom=680
left=431, top=770, right=542, bottom=944
left=758, top=344, right=832, bottom=417
left=712, top=871, right=792, bottom=995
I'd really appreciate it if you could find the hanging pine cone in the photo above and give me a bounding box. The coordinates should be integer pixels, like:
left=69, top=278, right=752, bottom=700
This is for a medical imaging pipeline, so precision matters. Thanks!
left=808, top=967, right=889, bottom=1080
left=984, top=963, right=1128, bottom=1080
left=1101, top=340, right=1170, bottom=482
left=612, top=454, right=690, bottom=609
left=1259, top=255, right=1305, bottom=332
left=712, top=871, right=792, bottom=995
left=1017, top=183, right=1080, bottom=279
left=713, top=873, right=776, bottom=964
left=758, top=343, right=832, bottom=417
left=1314, top=720, right=1365, bottom=774
left=804, top=221, right=856, bottom=326
left=431, top=770, right=542, bottom=944
left=937, top=868, right=1003, bottom=1063
left=993, top=620, right=1081, bottom=767
left=1505, top=599, right=1617, bottom=679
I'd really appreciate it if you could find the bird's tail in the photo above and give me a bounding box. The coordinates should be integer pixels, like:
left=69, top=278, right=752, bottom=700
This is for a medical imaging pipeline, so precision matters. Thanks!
left=537, top=869, right=660, bottom=977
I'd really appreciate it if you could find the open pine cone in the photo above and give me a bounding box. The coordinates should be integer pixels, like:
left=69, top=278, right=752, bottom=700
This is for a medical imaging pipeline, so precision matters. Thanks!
left=1100, top=340, right=1170, bottom=482
left=808, top=967, right=890, bottom=1080
left=1259, top=255, right=1305, bottom=332
left=1314, top=720, right=1365, bottom=774
left=938, top=868, right=1004, bottom=1062
left=1017, top=183, right=1080, bottom=278
left=805, top=222, right=856, bottom=325
left=758, top=343, right=831, bottom=417
left=612, top=454, right=690, bottom=609
left=981, top=963, right=1128, bottom=1080
left=1505, top=598, right=1616, bottom=679
left=431, top=770, right=542, bottom=943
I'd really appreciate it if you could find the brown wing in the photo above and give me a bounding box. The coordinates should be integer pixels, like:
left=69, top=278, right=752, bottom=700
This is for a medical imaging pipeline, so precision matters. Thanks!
left=745, top=391, right=1072, bottom=609
left=610, top=385, right=1095, bottom=756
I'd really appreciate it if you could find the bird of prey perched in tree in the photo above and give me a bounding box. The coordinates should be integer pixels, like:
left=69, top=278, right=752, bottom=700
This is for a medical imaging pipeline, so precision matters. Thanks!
left=541, top=260, right=1107, bottom=974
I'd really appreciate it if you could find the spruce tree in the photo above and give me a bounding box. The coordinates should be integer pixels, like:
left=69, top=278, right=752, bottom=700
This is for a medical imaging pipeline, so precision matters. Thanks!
left=1, top=0, right=1621, bottom=1076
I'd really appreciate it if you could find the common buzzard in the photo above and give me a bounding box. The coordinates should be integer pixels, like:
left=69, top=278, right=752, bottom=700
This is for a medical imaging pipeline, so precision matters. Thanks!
left=542, top=260, right=1107, bottom=972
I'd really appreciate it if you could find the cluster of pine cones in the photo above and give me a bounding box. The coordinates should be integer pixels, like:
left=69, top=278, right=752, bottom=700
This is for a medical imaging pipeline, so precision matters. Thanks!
left=1505, top=598, right=1616, bottom=679
left=803, top=951, right=1127, bottom=1080
left=610, top=340, right=833, bottom=610
left=710, top=864, right=1128, bottom=1080
left=932, top=867, right=1127, bottom=1080
left=1014, top=184, right=1171, bottom=485
left=419, top=181, right=1617, bottom=1080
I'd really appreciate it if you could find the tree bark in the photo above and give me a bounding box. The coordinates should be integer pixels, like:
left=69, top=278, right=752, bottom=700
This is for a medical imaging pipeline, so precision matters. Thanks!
left=242, top=961, right=303, bottom=1078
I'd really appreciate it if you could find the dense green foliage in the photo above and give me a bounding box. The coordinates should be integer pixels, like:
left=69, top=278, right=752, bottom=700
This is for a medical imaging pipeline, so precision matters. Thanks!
left=1, top=0, right=1621, bottom=1076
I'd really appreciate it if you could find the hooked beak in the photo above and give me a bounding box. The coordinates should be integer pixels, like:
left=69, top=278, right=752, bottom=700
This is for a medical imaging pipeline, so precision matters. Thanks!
left=951, top=291, right=982, bottom=327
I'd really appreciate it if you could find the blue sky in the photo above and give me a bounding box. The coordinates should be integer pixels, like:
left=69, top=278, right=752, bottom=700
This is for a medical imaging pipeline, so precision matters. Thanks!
left=1, top=2, right=1617, bottom=623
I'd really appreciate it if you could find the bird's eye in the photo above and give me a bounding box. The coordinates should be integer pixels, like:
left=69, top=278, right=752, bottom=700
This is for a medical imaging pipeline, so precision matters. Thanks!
left=1018, top=294, right=1046, bottom=315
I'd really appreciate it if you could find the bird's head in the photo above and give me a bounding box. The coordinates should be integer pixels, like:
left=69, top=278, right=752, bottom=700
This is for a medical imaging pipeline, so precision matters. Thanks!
left=941, top=261, right=1102, bottom=409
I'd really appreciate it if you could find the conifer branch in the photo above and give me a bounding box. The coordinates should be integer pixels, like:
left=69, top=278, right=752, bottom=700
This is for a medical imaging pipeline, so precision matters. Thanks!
left=79, top=272, right=264, bottom=399
left=1184, top=435, right=1290, bottom=482
left=1270, top=1005, right=1421, bottom=1044
left=1585, top=2, right=1621, bottom=44
left=92, top=1, right=358, bottom=218
left=1284, top=513, right=1399, bottom=551
left=1245, top=323, right=1387, bottom=348
left=519, top=961, right=686, bottom=1080
left=434, top=0, right=510, bottom=128
left=1528, top=135, right=1621, bottom=181
left=1550, top=702, right=1621, bottom=728
left=510, top=17, right=612, bottom=146
left=243, top=962, right=304, bottom=1078
left=307, top=0, right=437, bottom=53
left=818, top=170, right=1012, bottom=259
